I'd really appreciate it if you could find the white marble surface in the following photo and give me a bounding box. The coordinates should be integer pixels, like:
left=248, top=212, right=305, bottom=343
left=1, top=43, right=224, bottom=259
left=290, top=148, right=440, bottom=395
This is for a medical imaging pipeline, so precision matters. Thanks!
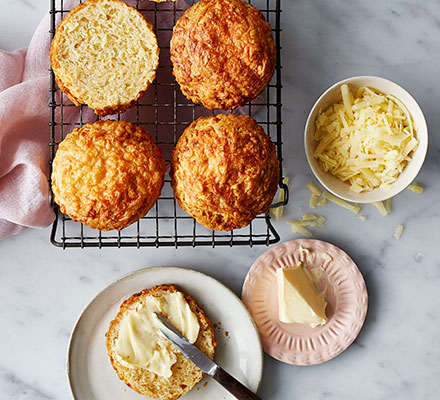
left=1, top=0, right=440, bottom=399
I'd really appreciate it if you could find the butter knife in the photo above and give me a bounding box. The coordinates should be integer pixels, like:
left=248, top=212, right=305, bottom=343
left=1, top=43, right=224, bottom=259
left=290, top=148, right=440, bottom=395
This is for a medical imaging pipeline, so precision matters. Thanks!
left=153, top=312, right=262, bottom=400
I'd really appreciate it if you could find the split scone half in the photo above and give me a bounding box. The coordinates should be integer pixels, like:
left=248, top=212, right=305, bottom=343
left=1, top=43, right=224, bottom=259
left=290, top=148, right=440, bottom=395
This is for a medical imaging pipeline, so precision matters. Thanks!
left=50, top=0, right=159, bottom=116
left=106, top=284, right=216, bottom=400
left=51, top=120, right=165, bottom=231
left=171, top=114, right=279, bottom=231
left=170, top=0, right=276, bottom=110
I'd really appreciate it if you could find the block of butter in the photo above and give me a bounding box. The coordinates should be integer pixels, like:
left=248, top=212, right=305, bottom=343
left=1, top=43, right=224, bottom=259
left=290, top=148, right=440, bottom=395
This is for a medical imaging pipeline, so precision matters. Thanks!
left=277, top=264, right=328, bottom=327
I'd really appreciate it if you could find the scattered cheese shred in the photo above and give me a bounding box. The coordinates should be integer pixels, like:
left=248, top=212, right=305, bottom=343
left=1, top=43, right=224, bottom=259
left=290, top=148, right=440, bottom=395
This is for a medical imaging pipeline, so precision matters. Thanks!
left=359, top=215, right=367, bottom=222
left=288, top=221, right=312, bottom=238
left=317, top=198, right=327, bottom=207
left=299, top=245, right=310, bottom=257
left=322, top=191, right=361, bottom=214
left=313, top=85, right=418, bottom=193
left=385, top=198, right=392, bottom=214
left=321, top=252, right=333, bottom=262
left=372, top=201, right=388, bottom=216
left=270, top=207, right=281, bottom=221
left=407, top=183, right=424, bottom=193
left=287, top=213, right=326, bottom=237
left=341, top=84, right=354, bottom=120
left=394, top=224, right=404, bottom=240
left=302, top=213, right=318, bottom=221
left=307, top=182, right=321, bottom=196
left=310, top=193, right=318, bottom=208
left=270, top=177, right=289, bottom=221
left=300, top=221, right=318, bottom=227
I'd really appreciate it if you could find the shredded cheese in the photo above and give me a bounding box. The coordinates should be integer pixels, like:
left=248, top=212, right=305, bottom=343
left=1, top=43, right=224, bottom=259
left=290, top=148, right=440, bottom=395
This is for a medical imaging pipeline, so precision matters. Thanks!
left=359, top=215, right=367, bottom=222
left=287, top=213, right=325, bottom=237
left=316, top=216, right=326, bottom=227
left=270, top=177, right=289, bottom=221
left=372, top=201, right=388, bottom=216
left=299, top=245, right=310, bottom=257
left=394, top=224, right=404, bottom=240
left=321, top=252, right=333, bottom=262
left=322, top=191, right=361, bottom=214
left=288, top=221, right=313, bottom=238
left=313, top=85, right=418, bottom=193
left=317, top=198, right=327, bottom=207
left=307, top=182, right=321, bottom=196
left=309, top=193, right=318, bottom=209
left=385, top=198, right=392, bottom=214
left=302, top=213, right=318, bottom=221
left=407, top=183, right=424, bottom=193
left=299, top=220, right=318, bottom=227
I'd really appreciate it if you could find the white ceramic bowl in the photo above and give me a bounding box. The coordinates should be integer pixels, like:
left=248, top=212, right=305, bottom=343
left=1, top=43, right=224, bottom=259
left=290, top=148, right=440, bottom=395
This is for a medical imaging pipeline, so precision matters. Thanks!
left=304, top=76, right=428, bottom=203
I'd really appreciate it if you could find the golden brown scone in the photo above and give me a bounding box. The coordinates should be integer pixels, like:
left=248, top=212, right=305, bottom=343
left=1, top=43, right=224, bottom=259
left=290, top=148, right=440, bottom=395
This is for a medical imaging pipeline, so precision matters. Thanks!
left=106, top=284, right=216, bottom=400
left=51, top=120, right=165, bottom=231
left=49, top=0, right=159, bottom=116
left=171, top=114, right=279, bottom=231
left=170, top=0, right=276, bottom=110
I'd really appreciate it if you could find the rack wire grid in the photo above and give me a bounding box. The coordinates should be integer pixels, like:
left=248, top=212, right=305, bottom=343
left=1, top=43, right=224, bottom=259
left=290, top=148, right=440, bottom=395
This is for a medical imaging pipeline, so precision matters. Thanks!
left=48, top=0, right=288, bottom=248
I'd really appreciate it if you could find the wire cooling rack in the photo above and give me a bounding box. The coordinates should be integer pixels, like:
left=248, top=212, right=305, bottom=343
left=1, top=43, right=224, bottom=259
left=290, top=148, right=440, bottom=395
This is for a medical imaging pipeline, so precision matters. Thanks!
left=48, top=0, right=287, bottom=248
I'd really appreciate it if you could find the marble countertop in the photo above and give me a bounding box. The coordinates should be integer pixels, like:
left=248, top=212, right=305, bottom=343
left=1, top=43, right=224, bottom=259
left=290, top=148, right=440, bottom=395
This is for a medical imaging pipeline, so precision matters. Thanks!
left=1, top=0, right=439, bottom=399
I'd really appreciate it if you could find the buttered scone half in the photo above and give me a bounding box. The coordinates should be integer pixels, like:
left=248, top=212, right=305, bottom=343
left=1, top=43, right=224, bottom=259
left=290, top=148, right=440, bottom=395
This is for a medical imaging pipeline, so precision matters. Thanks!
left=106, top=284, right=216, bottom=400
left=171, top=114, right=279, bottom=231
left=170, top=0, right=276, bottom=110
left=49, top=0, right=159, bottom=116
left=51, top=120, right=165, bottom=231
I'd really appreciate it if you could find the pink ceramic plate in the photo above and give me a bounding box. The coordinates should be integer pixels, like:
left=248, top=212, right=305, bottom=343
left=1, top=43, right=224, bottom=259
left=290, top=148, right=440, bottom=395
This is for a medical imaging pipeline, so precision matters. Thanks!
left=241, top=239, right=368, bottom=366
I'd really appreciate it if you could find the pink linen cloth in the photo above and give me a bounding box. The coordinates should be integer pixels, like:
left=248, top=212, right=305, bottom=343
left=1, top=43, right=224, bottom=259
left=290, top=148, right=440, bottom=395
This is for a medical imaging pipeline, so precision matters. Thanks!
left=0, top=0, right=181, bottom=239
left=0, top=8, right=54, bottom=239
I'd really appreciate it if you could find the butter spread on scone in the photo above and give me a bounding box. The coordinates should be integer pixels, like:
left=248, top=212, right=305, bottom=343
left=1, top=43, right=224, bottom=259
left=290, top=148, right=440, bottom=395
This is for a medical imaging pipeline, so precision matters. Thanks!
left=106, top=285, right=216, bottom=400
left=115, top=290, right=200, bottom=377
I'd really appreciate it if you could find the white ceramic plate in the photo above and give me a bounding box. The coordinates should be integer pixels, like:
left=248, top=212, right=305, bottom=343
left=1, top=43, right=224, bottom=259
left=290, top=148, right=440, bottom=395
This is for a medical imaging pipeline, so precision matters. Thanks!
left=68, top=267, right=263, bottom=400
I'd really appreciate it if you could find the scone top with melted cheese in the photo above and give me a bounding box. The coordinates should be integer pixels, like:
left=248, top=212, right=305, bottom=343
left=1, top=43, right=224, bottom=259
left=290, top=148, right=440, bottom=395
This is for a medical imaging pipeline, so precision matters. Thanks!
left=171, top=114, right=279, bottom=231
left=170, top=0, right=276, bottom=110
left=51, top=120, right=165, bottom=231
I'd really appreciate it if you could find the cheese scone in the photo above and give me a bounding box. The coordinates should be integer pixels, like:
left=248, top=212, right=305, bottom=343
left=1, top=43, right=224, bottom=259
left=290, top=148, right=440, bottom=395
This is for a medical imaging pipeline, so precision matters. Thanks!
left=50, top=0, right=159, bottom=116
left=51, top=120, right=165, bottom=231
left=171, top=114, right=279, bottom=231
left=106, top=284, right=216, bottom=400
left=170, top=0, right=276, bottom=110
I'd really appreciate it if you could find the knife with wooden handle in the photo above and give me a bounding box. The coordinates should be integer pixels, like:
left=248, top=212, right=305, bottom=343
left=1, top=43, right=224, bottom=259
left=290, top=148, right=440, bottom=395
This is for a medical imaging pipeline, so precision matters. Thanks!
left=153, top=313, right=262, bottom=400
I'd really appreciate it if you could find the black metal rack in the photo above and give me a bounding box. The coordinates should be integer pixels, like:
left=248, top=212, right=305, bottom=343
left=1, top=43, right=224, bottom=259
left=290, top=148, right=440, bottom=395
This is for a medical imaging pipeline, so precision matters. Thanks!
left=49, top=0, right=287, bottom=248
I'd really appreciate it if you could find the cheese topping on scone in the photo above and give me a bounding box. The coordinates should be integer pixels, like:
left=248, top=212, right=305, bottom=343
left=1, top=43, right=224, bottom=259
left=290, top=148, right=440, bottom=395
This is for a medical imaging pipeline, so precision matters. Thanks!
left=171, top=114, right=279, bottom=231
left=170, top=0, right=276, bottom=110
left=51, top=120, right=165, bottom=231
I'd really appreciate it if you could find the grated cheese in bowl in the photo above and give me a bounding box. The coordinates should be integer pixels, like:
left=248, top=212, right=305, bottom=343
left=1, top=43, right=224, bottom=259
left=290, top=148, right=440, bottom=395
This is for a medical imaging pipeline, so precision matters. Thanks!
left=313, top=84, right=418, bottom=193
